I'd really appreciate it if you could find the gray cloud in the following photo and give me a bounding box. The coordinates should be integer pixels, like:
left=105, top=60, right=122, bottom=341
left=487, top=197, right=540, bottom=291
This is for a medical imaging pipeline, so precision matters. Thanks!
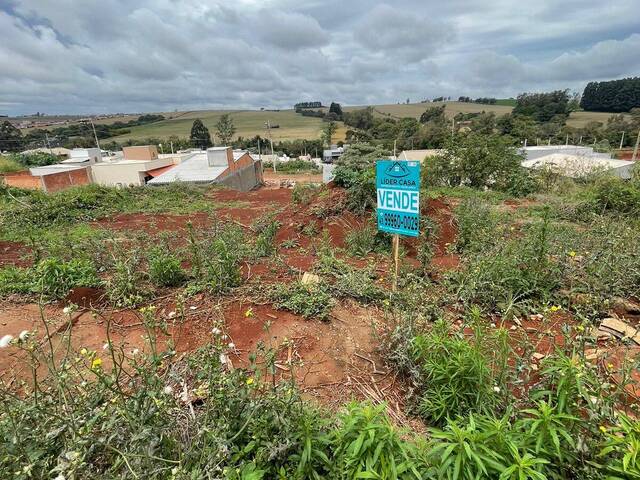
left=0, top=0, right=639, bottom=115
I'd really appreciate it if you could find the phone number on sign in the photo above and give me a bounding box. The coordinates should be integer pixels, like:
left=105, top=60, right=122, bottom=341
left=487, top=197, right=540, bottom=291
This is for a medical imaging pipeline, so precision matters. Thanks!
left=379, top=212, right=419, bottom=232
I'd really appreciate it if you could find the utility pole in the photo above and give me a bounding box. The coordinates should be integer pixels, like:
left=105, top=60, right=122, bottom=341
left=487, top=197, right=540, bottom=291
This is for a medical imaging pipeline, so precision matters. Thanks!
left=619, top=131, right=625, bottom=150
left=565, top=134, right=569, bottom=146
left=265, top=121, right=275, bottom=172
left=632, top=130, right=640, bottom=161
left=257, top=138, right=261, bottom=160
left=86, top=118, right=101, bottom=151
left=45, top=133, right=52, bottom=154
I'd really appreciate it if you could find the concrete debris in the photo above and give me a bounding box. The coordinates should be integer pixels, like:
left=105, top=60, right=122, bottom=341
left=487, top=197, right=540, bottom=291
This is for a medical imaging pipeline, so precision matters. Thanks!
left=301, top=272, right=320, bottom=285
left=585, top=348, right=606, bottom=361
left=598, top=317, right=640, bottom=345
left=532, top=352, right=546, bottom=361
left=279, top=179, right=297, bottom=188
left=531, top=364, right=539, bottom=371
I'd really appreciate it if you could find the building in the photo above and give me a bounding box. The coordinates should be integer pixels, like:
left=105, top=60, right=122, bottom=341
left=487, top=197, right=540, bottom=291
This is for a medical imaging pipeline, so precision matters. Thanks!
left=397, top=149, right=443, bottom=162
left=4, top=164, right=92, bottom=193
left=147, top=147, right=263, bottom=191
left=519, top=145, right=612, bottom=161
left=20, top=147, right=71, bottom=159
left=322, top=145, right=348, bottom=163
left=522, top=153, right=635, bottom=179
left=91, top=145, right=175, bottom=187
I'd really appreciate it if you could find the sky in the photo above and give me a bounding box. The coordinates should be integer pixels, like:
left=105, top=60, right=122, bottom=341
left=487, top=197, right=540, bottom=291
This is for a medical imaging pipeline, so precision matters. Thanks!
left=1, top=0, right=639, bottom=116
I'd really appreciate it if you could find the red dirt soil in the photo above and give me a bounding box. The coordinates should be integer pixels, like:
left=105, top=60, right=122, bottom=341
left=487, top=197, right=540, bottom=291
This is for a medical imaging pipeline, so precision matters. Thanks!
left=0, top=241, right=32, bottom=267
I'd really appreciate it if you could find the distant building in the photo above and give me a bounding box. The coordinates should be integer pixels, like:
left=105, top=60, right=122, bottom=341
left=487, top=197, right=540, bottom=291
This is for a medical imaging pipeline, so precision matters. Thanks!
left=519, top=145, right=612, bottom=161
left=91, top=145, right=175, bottom=187
left=148, top=147, right=263, bottom=192
left=322, top=145, right=348, bottom=163
left=522, top=153, right=635, bottom=179
left=397, top=149, right=443, bottom=162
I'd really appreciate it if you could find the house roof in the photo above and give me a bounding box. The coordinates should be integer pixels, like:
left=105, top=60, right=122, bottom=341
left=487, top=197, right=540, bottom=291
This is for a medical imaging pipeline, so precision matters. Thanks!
left=522, top=154, right=634, bottom=178
left=398, top=149, right=443, bottom=162
left=29, top=164, right=86, bottom=176
left=147, top=152, right=226, bottom=185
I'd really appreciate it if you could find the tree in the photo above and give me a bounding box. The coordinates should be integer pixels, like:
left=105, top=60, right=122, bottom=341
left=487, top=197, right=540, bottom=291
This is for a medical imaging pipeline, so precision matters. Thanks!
left=215, top=114, right=236, bottom=146
left=190, top=119, right=212, bottom=149
left=420, top=106, right=446, bottom=124
left=513, top=90, right=570, bottom=123
left=329, top=102, right=343, bottom=118
left=321, top=121, right=338, bottom=146
left=581, top=78, right=640, bottom=113
left=0, top=121, right=23, bottom=152
left=343, top=108, right=374, bottom=130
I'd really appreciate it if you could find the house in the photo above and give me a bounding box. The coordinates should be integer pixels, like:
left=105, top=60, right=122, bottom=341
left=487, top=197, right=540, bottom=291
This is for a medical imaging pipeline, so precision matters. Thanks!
left=522, top=153, right=635, bottom=179
left=322, top=145, right=348, bottom=163
left=4, top=164, right=92, bottom=193
left=147, top=147, right=263, bottom=191
left=90, top=145, right=176, bottom=187
left=519, top=145, right=612, bottom=161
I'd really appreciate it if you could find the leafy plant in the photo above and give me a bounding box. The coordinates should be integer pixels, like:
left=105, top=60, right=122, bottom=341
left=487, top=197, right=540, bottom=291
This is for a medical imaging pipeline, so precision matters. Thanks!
left=33, top=256, right=100, bottom=299
left=271, top=281, right=334, bottom=320
left=147, top=247, right=186, bottom=287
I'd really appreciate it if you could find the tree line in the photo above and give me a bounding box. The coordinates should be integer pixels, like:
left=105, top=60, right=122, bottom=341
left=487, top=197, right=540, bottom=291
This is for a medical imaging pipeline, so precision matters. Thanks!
left=581, top=77, right=640, bottom=113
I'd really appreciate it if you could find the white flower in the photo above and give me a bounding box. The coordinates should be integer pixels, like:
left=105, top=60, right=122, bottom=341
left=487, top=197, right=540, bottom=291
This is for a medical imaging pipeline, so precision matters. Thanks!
left=18, top=330, right=30, bottom=341
left=219, top=353, right=228, bottom=365
left=53, top=475, right=66, bottom=480
left=228, top=343, right=235, bottom=349
left=63, top=306, right=71, bottom=314
left=168, top=311, right=176, bottom=318
left=102, top=342, right=110, bottom=351
left=163, top=386, right=174, bottom=395
left=189, top=306, right=197, bottom=311
left=131, top=348, right=140, bottom=356
left=0, top=334, right=14, bottom=348
left=493, top=386, right=501, bottom=393
left=211, top=327, right=221, bottom=335
left=64, top=451, right=80, bottom=461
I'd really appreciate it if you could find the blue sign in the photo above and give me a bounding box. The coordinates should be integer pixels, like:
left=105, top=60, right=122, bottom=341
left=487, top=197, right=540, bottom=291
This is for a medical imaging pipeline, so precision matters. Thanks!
left=376, top=160, right=420, bottom=237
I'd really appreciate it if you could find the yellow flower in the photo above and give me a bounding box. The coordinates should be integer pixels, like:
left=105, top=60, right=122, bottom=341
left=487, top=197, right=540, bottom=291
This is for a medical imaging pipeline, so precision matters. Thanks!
left=246, top=377, right=254, bottom=386
left=245, top=308, right=253, bottom=318
left=383, top=300, right=390, bottom=307
left=568, top=251, right=576, bottom=257
left=91, top=358, right=102, bottom=370
left=549, top=305, right=561, bottom=312
left=599, top=425, right=607, bottom=433
left=80, top=348, right=88, bottom=356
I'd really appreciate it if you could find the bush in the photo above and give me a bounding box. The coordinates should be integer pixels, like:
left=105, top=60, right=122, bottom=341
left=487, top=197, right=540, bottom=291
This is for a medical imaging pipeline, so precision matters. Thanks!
left=252, top=213, right=280, bottom=258
left=0, top=266, right=32, bottom=295
left=147, top=247, right=186, bottom=287
left=271, top=281, right=334, bottom=320
left=105, top=251, right=149, bottom=308
left=33, top=257, right=100, bottom=299
left=345, top=222, right=385, bottom=257
left=413, top=320, right=500, bottom=424
left=591, top=176, right=640, bottom=215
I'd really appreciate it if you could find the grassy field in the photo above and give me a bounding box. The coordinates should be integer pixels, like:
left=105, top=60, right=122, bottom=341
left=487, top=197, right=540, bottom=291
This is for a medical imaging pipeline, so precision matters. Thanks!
left=106, top=109, right=349, bottom=143
left=86, top=102, right=626, bottom=143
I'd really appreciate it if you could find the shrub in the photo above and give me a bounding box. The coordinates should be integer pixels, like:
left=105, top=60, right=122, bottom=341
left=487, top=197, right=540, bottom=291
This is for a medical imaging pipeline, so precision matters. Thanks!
left=147, top=247, right=186, bottom=287
left=271, top=281, right=334, bottom=320
left=413, top=320, right=499, bottom=424
left=0, top=266, right=32, bottom=295
left=105, top=251, right=149, bottom=307
left=291, top=183, right=321, bottom=205
left=33, top=257, right=100, bottom=299
left=591, top=176, right=640, bottom=215
left=345, top=222, right=386, bottom=257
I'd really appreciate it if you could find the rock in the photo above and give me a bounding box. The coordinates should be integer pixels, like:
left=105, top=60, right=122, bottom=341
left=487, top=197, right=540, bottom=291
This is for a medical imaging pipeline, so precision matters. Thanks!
left=531, top=364, right=539, bottom=372
left=510, top=325, right=517, bottom=331
left=301, top=272, right=320, bottom=285
left=532, top=352, right=545, bottom=361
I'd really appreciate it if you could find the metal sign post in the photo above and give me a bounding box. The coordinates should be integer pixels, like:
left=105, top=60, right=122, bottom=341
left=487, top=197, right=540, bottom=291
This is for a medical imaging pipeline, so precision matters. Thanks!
left=376, top=160, right=421, bottom=291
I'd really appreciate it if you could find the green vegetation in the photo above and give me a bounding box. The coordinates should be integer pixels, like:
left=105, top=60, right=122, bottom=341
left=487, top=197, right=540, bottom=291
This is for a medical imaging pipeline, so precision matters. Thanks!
left=0, top=155, right=23, bottom=173
left=581, top=77, right=640, bottom=112
left=190, top=118, right=212, bottom=149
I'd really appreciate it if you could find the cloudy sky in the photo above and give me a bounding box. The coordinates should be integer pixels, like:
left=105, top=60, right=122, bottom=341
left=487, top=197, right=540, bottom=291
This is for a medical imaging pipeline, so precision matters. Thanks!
left=1, top=0, right=639, bottom=115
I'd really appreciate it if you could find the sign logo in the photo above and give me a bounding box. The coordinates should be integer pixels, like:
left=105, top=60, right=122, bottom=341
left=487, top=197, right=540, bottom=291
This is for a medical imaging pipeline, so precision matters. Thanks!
left=385, top=161, right=410, bottom=178
left=376, top=160, right=420, bottom=237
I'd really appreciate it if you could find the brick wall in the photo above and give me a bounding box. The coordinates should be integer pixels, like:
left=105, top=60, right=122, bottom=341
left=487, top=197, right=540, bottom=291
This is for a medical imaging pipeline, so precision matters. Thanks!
left=41, top=168, right=91, bottom=193
left=3, top=172, right=42, bottom=190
